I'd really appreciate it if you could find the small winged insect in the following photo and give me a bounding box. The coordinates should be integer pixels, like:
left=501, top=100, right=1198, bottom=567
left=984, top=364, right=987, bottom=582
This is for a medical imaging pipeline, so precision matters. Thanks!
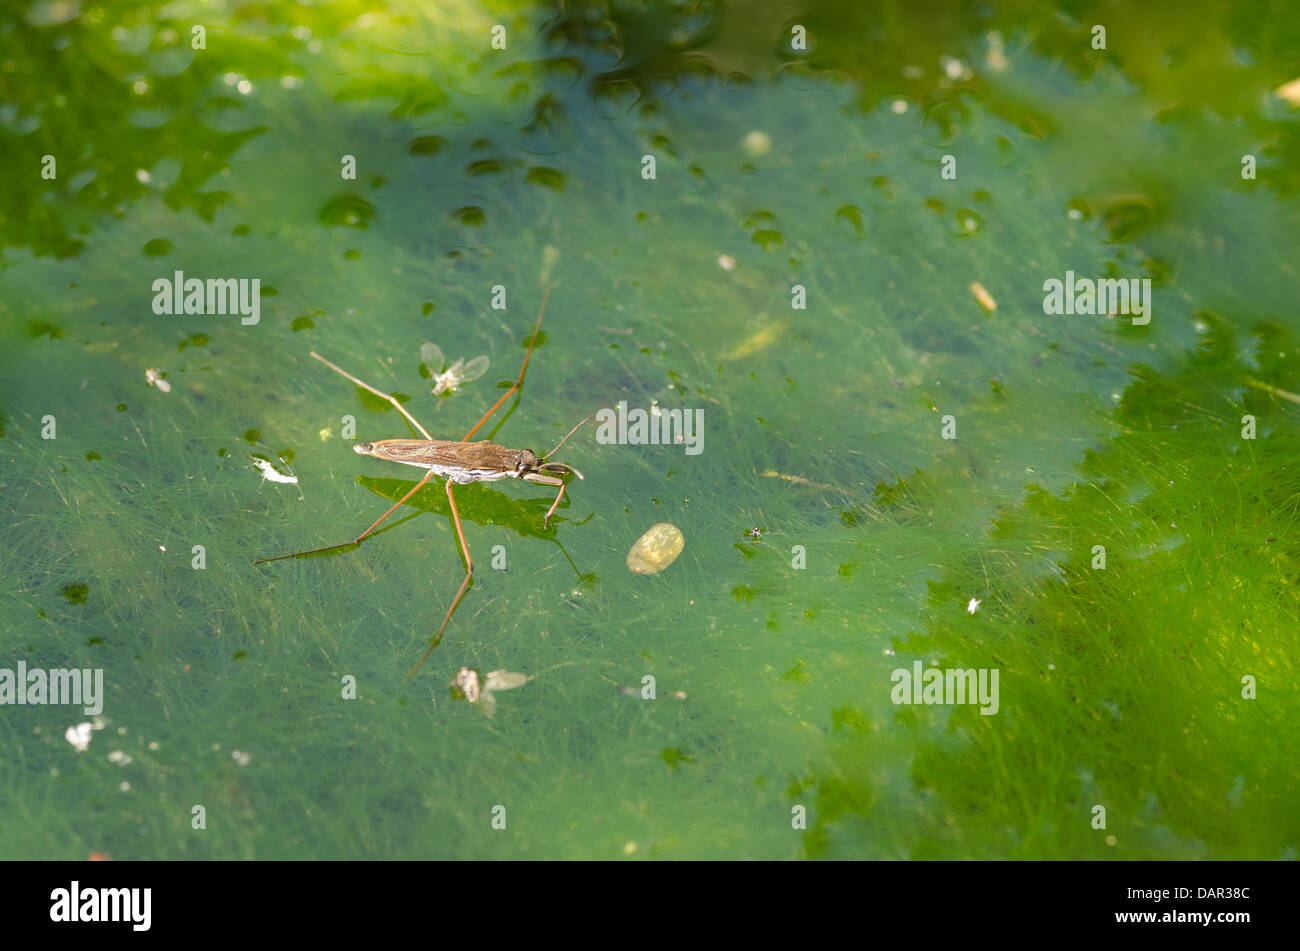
left=420, top=342, right=489, bottom=396
left=449, top=667, right=531, bottom=718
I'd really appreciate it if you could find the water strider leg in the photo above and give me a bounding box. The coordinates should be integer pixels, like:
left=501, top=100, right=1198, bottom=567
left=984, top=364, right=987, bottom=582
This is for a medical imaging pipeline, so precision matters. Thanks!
left=462, top=286, right=552, bottom=441
left=310, top=351, right=432, bottom=440
left=253, top=363, right=438, bottom=564
left=253, top=469, right=438, bottom=563
left=406, top=479, right=474, bottom=681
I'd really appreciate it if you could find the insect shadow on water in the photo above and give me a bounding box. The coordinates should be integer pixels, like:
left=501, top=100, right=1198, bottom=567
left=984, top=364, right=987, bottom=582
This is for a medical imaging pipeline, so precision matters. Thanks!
left=253, top=287, right=591, bottom=680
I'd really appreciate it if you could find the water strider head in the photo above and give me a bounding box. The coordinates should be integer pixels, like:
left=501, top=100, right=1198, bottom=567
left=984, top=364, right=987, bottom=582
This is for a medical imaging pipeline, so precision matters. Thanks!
left=529, top=454, right=584, bottom=480
left=530, top=414, right=592, bottom=480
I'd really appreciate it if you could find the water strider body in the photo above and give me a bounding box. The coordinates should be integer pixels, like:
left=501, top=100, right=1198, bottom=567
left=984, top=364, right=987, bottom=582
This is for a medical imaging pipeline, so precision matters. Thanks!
left=351, top=436, right=583, bottom=519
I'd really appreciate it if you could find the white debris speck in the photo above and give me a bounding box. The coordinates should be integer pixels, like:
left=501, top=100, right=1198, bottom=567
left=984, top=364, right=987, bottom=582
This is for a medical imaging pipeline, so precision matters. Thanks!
left=108, top=750, right=132, bottom=766
left=65, top=722, right=93, bottom=752
left=232, top=750, right=252, bottom=767
left=941, top=55, right=972, bottom=81
left=148, top=741, right=160, bottom=751
left=250, top=457, right=298, bottom=485
left=717, top=254, right=737, bottom=271
left=966, top=598, right=982, bottom=614
left=1276, top=76, right=1300, bottom=106
left=891, top=99, right=909, bottom=114
left=145, top=368, right=170, bottom=392
left=985, top=32, right=1008, bottom=72
left=1068, top=208, right=1083, bottom=220
left=883, top=647, right=896, bottom=656
left=120, top=781, right=131, bottom=792
left=136, top=169, right=152, bottom=185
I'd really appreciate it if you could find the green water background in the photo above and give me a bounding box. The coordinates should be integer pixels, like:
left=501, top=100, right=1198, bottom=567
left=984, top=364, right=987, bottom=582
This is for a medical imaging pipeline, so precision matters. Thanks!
left=1, top=0, right=1297, bottom=858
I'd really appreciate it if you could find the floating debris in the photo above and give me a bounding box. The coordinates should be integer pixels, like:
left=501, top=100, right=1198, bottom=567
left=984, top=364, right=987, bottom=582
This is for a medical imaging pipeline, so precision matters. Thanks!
left=617, top=685, right=687, bottom=700
left=1246, top=377, right=1300, bottom=405
left=450, top=667, right=530, bottom=718
left=1276, top=76, right=1300, bottom=106
left=231, top=750, right=252, bottom=767
left=65, top=722, right=93, bottom=752
left=748, top=526, right=763, bottom=540
left=421, top=342, right=489, bottom=396
left=761, top=469, right=835, bottom=491
left=985, top=31, right=1008, bottom=72
left=717, top=254, right=737, bottom=272
left=250, top=456, right=298, bottom=485
left=967, top=597, right=982, bottom=615
left=940, top=55, right=973, bottom=81
left=723, top=320, right=785, bottom=360
left=627, top=522, right=685, bottom=575
left=740, top=130, right=772, bottom=158
left=144, top=368, right=171, bottom=393
left=970, top=281, right=997, bottom=312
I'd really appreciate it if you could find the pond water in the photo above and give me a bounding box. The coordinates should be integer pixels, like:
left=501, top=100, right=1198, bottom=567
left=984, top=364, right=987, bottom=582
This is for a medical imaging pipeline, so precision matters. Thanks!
left=1, top=0, right=1297, bottom=859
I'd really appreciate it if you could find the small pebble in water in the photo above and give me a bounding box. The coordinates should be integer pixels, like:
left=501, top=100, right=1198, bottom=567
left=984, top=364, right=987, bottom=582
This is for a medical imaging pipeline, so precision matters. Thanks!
left=739, top=130, right=772, bottom=158
left=627, top=522, right=685, bottom=575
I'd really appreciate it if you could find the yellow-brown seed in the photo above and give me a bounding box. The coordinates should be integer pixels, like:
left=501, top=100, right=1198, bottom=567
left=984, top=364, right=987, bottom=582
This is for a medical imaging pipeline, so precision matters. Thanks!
left=627, top=523, right=685, bottom=575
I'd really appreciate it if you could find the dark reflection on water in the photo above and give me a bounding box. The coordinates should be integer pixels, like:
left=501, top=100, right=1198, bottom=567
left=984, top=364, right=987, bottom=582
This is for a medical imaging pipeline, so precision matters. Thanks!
left=7, top=0, right=1298, bottom=265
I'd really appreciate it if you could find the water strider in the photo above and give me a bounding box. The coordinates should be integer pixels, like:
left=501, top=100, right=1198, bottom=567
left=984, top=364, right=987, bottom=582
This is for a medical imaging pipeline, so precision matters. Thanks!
left=254, top=288, right=589, bottom=680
